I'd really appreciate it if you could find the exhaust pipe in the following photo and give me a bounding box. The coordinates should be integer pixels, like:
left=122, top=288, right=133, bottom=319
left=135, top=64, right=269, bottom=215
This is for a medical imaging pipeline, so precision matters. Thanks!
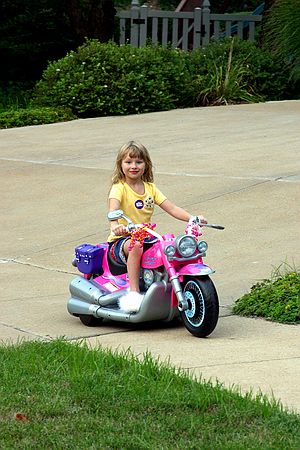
left=67, top=298, right=100, bottom=316
left=67, top=297, right=132, bottom=321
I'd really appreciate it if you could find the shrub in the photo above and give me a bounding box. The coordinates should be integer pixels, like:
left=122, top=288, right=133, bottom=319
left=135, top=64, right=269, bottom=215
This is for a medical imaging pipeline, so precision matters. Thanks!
left=33, top=40, right=194, bottom=117
left=233, top=266, right=300, bottom=324
left=0, top=106, right=77, bottom=129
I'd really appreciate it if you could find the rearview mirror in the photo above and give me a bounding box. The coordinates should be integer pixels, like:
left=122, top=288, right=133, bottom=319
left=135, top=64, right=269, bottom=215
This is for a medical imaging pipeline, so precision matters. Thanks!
left=107, top=209, right=124, bottom=221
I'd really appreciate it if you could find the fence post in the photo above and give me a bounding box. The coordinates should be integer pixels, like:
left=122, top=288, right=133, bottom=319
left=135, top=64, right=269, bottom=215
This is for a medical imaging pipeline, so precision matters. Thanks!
left=193, top=8, right=202, bottom=49
left=201, top=0, right=210, bottom=47
left=130, top=0, right=140, bottom=47
left=139, top=5, right=148, bottom=46
left=119, top=17, right=126, bottom=44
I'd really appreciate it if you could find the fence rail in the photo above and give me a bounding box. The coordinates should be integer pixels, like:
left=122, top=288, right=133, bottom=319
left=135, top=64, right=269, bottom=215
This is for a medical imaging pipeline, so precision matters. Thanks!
left=116, top=0, right=263, bottom=50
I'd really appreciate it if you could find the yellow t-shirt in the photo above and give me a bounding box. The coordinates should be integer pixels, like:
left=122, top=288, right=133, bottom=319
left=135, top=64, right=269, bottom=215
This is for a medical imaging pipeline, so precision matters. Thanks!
left=107, top=181, right=167, bottom=241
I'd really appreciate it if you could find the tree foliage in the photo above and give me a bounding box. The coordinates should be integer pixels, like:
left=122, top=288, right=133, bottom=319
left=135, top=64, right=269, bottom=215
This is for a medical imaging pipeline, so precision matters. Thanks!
left=209, top=0, right=260, bottom=13
left=0, top=0, right=115, bottom=84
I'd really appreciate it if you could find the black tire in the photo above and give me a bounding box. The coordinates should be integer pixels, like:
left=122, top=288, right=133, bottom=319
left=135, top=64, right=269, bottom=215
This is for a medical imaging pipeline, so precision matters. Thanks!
left=180, top=276, right=219, bottom=338
left=79, top=315, right=104, bottom=327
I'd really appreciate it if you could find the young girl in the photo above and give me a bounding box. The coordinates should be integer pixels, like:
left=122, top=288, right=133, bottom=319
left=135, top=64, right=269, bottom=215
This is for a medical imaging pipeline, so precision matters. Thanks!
left=108, top=141, right=207, bottom=312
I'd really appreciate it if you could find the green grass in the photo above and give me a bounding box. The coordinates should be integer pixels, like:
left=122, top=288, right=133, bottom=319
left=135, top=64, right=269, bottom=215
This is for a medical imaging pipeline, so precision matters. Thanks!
left=0, top=340, right=299, bottom=449
left=0, top=84, right=33, bottom=113
left=233, top=265, right=300, bottom=324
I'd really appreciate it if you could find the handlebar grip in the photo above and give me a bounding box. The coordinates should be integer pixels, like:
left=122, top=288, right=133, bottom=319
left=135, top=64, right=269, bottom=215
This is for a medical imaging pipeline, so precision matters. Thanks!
left=202, top=224, right=225, bottom=230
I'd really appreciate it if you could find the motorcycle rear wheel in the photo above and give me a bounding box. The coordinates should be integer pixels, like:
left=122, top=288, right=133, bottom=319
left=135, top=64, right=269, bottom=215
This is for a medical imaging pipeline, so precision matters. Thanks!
left=79, top=315, right=104, bottom=326
left=180, top=276, right=219, bottom=338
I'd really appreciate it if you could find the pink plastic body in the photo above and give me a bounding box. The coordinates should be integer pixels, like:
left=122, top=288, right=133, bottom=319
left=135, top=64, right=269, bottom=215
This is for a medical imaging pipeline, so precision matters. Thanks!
left=82, top=230, right=212, bottom=299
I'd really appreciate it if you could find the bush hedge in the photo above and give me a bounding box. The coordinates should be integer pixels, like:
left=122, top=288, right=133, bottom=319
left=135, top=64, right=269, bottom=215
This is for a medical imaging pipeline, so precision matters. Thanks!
left=233, top=269, right=300, bottom=324
left=32, top=38, right=295, bottom=118
left=0, top=107, right=77, bottom=129
left=33, top=41, right=194, bottom=117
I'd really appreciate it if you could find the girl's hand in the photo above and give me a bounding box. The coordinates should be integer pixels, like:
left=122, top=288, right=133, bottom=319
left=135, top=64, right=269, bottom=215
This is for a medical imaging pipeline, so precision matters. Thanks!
left=197, top=215, right=208, bottom=224
left=111, top=224, right=127, bottom=236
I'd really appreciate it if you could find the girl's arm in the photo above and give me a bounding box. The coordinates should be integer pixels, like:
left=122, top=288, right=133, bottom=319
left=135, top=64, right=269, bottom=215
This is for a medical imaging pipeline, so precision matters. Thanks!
left=108, top=198, right=127, bottom=236
left=159, top=199, right=207, bottom=223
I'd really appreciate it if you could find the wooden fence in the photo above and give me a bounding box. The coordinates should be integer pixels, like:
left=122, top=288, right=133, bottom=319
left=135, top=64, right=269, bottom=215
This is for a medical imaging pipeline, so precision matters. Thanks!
left=116, top=0, right=263, bottom=50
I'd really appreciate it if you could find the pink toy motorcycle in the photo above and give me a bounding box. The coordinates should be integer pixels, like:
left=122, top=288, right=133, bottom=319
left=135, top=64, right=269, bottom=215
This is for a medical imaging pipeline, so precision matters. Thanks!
left=67, top=210, right=224, bottom=338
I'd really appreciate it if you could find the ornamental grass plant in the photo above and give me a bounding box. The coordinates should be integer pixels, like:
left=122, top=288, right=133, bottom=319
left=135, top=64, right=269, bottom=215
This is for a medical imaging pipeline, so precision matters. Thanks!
left=194, top=38, right=261, bottom=106
left=189, top=37, right=292, bottom=105
left=262, top=0, right=300, bottom=83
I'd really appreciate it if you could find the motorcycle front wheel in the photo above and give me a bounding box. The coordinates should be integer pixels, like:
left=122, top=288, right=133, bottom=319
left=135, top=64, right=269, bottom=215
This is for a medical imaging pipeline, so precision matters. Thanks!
left=180, top=276, right=219, bottom=338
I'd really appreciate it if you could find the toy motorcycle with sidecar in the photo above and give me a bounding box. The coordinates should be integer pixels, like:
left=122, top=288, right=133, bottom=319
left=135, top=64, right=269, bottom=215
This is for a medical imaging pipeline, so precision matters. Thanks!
left=67, top=211, right=224, bottom=337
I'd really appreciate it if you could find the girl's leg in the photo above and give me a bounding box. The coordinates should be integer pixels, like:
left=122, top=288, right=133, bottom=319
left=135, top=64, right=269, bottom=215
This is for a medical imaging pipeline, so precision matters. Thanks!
left=123, top=240, right=143, bottom=292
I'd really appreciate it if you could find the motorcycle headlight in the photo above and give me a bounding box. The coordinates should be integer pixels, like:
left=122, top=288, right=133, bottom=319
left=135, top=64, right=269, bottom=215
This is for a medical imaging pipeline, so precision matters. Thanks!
left=198, top=240, right=208, bottom=254
left=143, top=269, right=154, bottom=287
left=164, top=245, right=176, bottom=257
left=176, top=235, right=197, bottom=257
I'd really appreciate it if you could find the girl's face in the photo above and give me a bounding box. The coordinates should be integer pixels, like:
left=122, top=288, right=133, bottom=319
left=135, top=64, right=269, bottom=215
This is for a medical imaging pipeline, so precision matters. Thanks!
left=121, top=153, right=145, bottom=182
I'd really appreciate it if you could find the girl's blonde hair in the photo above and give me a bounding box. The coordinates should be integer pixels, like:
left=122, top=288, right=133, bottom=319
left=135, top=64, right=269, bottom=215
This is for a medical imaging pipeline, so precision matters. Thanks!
left=111, top=141, right=154, bottom=184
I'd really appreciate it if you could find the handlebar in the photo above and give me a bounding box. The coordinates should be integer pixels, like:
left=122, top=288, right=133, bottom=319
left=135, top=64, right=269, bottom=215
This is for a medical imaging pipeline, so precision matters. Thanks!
left=108, top=210, right=224, bottom=238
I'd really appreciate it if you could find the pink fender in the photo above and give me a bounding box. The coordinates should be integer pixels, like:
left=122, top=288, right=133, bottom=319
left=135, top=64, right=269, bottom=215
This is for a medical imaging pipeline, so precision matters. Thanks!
left=177, top=263, right=215, bottom=276
left=171, top=263, right=215, bottom=307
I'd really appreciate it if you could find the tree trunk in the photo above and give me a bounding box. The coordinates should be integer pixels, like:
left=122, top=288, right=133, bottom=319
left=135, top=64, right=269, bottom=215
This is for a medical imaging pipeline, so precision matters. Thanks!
left=65, top=0, right=116, bottom=45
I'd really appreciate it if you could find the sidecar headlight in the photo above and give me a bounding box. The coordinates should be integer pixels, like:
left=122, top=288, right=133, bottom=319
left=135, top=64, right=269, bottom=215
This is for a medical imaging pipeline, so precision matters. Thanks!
left=198, top=240, right=208, bottom=254
left=164, top=245, right=176, bottom=257
left=142, top=269, right=154, bottom=287
left=176, top=235, right=197, bottom=257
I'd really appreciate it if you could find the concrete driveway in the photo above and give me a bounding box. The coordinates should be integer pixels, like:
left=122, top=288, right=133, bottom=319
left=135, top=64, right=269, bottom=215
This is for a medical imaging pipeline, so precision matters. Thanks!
left=1, top=100, right=299, bottom=413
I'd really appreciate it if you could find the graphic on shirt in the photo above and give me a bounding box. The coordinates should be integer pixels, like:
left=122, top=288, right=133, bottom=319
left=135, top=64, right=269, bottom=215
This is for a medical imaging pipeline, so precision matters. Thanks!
left=144, top=195, right=154, bottom=210
left=135, top=200, right=144, bottom=209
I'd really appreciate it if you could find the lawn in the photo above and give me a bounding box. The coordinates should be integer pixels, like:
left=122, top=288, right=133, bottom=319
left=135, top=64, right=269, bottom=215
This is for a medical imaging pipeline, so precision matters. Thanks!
left=0, top=339, right=299, bottom=449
